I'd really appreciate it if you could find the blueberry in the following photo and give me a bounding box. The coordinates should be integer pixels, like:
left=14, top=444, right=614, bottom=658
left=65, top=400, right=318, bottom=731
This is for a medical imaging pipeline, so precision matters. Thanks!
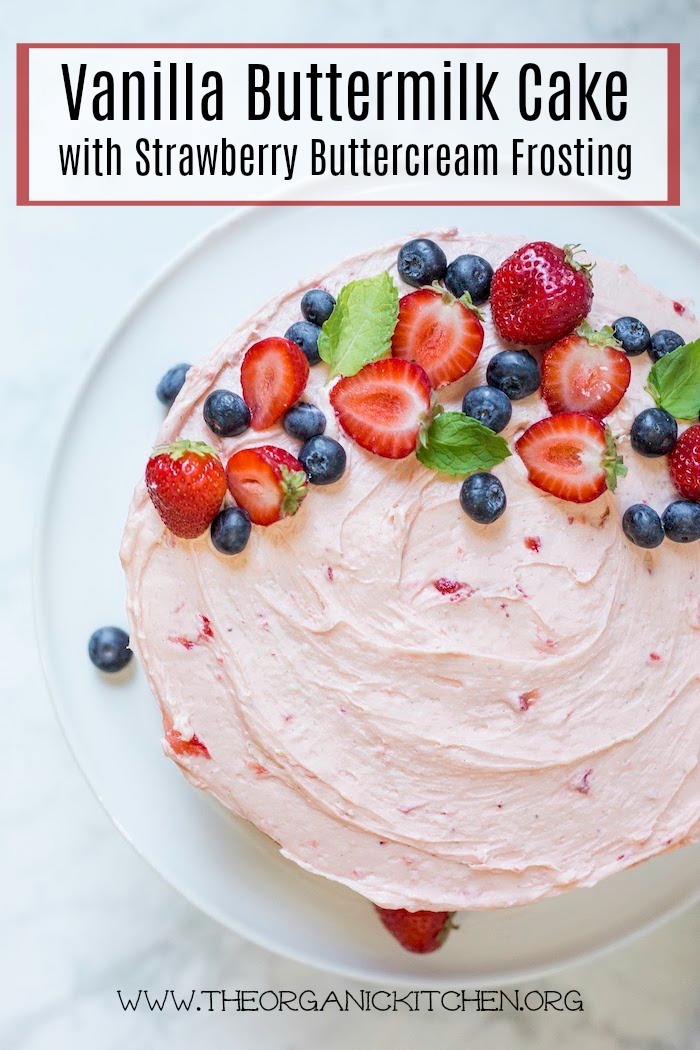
left=285, top=320, right=322, bottom=365
left=88, top=626, right=132, bottom=673
left=486, top=350, right=541, bottom=400
left=283, top=402, right=327, bottom=442
left=299, top=435, right=347, bottom=485
left=630, top=408, right=677, bottom=457
left=203, top=389, right=251, bottom=437
left=622, top=504, right=665, bottom=548
left=301, top=288, right=336, bottom=327
left=459, top=472, right=506, bottom=525
left=210, top=506, right=252, bottom=555
left=611, top=317, right=651, bottom=356
left=156, top=363, right=190, bottom=407
left=662, top=500, right=700, bottom=543
left=462, top=386, right=512, bottom=434
left=649, top=329, right=684, bottom=362
left=445, top=254, right=494, bottom=304
left=397, top=238, right=447, bottom=288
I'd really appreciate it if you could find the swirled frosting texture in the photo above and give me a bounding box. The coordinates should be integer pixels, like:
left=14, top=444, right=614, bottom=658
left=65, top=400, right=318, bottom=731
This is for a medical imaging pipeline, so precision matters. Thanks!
left=121, top=233, right=700, bottom=911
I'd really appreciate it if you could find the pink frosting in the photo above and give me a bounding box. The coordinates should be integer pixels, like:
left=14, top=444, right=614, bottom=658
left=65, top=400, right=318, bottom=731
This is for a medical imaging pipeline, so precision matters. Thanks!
left=121, top=232, right=700, bottom=911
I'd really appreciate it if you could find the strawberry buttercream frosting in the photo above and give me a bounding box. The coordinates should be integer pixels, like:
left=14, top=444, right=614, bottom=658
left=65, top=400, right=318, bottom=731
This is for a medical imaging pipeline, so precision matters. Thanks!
left=121, top=231, right=700, bottom=911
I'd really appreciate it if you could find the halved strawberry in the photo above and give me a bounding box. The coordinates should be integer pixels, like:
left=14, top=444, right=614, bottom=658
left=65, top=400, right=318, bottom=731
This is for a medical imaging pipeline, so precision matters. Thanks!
left=240, top=337, right=309, bottom=430
left=226, top=445, right=308, bottom=526
left=542, top=323, right=631, bottom=418
left=515, top=412, right=626, bottom=504
left=329, top=358, right=432, bottom=459
left=392, top=287, right=484, bottom=388
left=374, top=906, right=456, bottom=954
left=668, top=424, right=700, bottom=501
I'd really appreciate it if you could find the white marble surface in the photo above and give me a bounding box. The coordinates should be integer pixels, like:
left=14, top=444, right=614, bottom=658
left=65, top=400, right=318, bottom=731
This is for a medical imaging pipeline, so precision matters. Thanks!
left=2, top=2, right=700, bottom=1047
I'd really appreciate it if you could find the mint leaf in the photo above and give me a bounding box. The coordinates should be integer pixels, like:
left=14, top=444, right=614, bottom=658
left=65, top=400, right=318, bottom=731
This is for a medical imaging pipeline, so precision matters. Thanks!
left=647, top=338, right=700, bottom=420
left=416, top=412, right=511, bottom=476
left=318, top=272, right=399, bottom=379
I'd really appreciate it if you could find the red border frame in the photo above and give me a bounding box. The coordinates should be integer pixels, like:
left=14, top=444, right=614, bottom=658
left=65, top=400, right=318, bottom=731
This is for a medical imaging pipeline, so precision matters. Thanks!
left=16, top=42, right=681, bottom=207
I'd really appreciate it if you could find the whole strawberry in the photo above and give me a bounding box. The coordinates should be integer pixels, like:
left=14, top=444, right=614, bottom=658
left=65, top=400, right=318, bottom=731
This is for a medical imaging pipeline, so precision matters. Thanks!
left=145, top=438, right=226, bottom=539
left=669, top=424, right=700, bottom=500
left=374, top=906, right=455, bottom=954
left=490, top=241, right=594, bottom=345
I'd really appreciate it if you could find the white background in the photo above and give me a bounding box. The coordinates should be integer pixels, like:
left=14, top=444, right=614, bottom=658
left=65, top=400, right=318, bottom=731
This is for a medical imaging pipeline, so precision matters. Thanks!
left=26, top=45, right=670, bottom=202
left=2, top=2, right=700, bottom=1049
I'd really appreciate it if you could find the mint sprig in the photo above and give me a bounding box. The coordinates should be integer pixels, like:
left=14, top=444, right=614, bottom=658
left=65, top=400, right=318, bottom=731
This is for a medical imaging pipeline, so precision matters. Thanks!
left=647, top=338, right=700, bottom=420
left=318, top=271, right=399, bottom=380
left=416, top=412, right=511, bottom=476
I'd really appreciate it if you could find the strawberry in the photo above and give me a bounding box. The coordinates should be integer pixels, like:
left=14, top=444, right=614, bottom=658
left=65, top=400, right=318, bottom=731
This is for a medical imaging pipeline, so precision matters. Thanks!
left=166, top=729, right=211, bottom=760
left=240, top=337, right=309, bottom=431
left=374, top=906, right=455, bottom=954
left=668, top=424, right=700, bottom=500
left=391, top=287, right=484, bottom=388
left=541, top=322, right=631, bottom=418
left=330, top=358, right=433, bottom=459
left=490, top=241, right=594, bottom=345
left=226, top=445, right=308, bottom=526
left=145, top=438, right=226, bottom=539
left=515, top=412, right=626, bottom=504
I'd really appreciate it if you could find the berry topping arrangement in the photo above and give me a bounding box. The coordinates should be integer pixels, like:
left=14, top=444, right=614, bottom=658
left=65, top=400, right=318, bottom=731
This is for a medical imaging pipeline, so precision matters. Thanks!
left=138, top=235, right=700, bottom=560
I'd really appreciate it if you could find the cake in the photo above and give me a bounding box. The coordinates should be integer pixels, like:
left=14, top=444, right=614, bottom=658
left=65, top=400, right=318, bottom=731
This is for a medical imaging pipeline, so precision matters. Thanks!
left=120, top=230, right=700, bottom=925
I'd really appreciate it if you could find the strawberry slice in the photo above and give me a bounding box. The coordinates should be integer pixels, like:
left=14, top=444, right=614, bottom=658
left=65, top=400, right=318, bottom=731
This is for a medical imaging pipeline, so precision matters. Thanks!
left=226, top=445, right=308, bottom=525
left=374, top=906, right=455, bottom=953
left=240, top=337, right=309, bottom=430
left=391, top=287, right=484, bottom=388
left=542, top=323, right=631, bottom=418
left=329, top=358, right=432, bottom=459
left=515, top=412, right=626, bottom=504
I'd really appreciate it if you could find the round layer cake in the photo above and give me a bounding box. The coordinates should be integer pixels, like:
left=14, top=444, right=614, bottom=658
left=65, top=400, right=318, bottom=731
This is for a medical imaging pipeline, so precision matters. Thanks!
left=121, top=230, right=700, bottom=911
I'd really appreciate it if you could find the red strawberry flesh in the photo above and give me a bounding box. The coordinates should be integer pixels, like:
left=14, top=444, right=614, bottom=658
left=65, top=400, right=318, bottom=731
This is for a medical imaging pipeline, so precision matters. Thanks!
left=516, top=412, right=624, bottom=504
left=166, top=729, right=211, bottom=760
left=392, top=288, right=484, bottom=388
left=374, top=906, right=455, bottom=953
left=542, top=325, right=631, bottom=418
left=226, top=445, right=307, bottom=526
left=669, top=424, right=700, bottom=500
left=241, top=337, right=309, bottom=430
left=330, top=358, right=432, bottom=459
